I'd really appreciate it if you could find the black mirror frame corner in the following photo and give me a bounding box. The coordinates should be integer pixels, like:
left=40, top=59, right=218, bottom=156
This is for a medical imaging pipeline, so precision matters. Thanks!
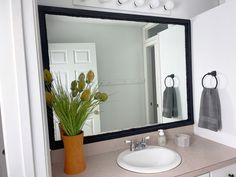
left=38, top=5, right=194, bottom=150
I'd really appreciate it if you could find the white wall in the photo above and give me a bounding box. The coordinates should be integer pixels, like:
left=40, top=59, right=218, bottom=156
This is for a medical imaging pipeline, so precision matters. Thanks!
left=38, top=0, right=219, bottom=19
left=172, top=0, right=219, bottom=18
left=192, top=0, right=236, bottom=148
left=46, top=17, right=146, bottom=132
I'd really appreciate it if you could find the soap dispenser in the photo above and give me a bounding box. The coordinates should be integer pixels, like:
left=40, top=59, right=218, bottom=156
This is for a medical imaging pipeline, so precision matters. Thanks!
left=157, top=129, right=166, bottom=146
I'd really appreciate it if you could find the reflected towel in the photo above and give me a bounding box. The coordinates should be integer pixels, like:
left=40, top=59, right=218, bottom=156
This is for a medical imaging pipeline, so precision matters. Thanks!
left=198, top=88, right=221, bottom=132
left=162, top=87, right=178, bottom=118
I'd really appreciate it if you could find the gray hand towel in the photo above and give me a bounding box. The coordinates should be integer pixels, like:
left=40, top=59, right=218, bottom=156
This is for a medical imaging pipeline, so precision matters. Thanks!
left=198, top=88, right=221, bottom=131
left=162, top=87, right=178, bottom=118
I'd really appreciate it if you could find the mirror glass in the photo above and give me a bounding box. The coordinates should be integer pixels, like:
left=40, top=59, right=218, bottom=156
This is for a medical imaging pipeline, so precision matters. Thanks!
left=45, top=14, right=188, bottom=141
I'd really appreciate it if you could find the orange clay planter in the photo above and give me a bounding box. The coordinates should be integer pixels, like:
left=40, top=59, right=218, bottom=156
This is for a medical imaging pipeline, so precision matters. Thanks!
left=59, top=124, right=64, bottom=140
left=62, top=131, right=86, bottom=175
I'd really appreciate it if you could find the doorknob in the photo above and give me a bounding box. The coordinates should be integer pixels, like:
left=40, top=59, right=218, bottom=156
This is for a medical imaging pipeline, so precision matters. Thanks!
left=2, top=149, right=5, bottom=156
left=94, top=110, right=100, bottom=115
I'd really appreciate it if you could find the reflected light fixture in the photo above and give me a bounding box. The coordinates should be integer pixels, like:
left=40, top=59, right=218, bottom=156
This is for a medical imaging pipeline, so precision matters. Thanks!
left=118, top=0, right=129, bottom=4
left=148, top=0, right=160, bottom=9
left=134, top=0, right=146, bottom=7
left=164, top=0, right=175, bottom=10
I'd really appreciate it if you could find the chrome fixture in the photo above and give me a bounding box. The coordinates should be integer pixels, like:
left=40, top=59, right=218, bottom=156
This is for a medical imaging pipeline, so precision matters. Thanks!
left=125, top=136, right=150, bottom=151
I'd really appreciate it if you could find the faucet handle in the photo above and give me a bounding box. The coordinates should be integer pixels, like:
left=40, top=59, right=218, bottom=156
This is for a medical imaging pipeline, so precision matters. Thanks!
left=142, top=136, right=150, bottom=142
left=125, top=139, right=135, bottom=151
left=125, top=140, right=132, bottom=144
left=145, top=136, right=150, bottom=141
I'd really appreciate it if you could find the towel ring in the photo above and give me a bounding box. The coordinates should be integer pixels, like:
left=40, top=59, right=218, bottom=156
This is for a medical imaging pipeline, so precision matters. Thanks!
left=164, top=74, right=175, bottom=87
left=201, top=71, right=218, bottom=89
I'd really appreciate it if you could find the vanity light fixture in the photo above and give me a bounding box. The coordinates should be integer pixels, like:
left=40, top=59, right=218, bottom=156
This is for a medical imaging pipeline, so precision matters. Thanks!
left=164, top=0, right=175, bottom=10
left=117, top=0, right=175, bottom=10
left=148, top=0, right=160, bottom=9
left=118, top=0, right=129, bottom=5
left=134, top=0, right=146, bottom=7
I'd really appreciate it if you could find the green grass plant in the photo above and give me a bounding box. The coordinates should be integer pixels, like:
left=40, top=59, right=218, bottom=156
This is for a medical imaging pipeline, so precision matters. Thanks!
left=44, top=70, right=108, bottom=136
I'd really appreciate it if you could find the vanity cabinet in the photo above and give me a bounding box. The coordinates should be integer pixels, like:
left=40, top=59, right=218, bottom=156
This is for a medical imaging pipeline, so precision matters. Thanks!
left=197, top=163, right=236, bottom=177
left=211, top=163, right=236, bottom=177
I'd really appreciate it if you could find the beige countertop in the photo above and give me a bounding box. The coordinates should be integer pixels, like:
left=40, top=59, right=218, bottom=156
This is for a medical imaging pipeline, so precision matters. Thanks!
left=52, top=135, right=236, bottom=177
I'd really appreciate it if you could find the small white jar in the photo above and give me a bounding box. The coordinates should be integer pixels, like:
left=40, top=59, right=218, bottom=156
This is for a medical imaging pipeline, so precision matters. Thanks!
left=175, top=134, right=191, bottom=147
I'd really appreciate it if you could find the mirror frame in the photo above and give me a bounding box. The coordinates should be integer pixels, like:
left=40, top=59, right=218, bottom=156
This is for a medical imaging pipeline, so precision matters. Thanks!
left=38, top=5, right=194, bottom=150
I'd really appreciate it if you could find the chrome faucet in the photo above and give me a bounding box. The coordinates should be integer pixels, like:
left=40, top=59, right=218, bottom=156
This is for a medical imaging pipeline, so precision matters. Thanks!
left=125, top=136, right=150, bottom=151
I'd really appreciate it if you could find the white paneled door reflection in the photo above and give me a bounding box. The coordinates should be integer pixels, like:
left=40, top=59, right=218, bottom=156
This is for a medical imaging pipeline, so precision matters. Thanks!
left=48, top=43, right=101, bottom=140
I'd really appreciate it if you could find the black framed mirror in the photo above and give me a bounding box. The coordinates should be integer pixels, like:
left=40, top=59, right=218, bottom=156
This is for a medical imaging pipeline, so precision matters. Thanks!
left=38, top=5, right=194, bottom=150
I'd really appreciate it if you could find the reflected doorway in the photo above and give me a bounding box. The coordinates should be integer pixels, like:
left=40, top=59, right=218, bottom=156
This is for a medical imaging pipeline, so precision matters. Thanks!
left=144, top=39, right=163, bottom=125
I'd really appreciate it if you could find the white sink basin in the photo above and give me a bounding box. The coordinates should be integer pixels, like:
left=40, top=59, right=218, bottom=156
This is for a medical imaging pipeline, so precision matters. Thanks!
left=117, top=146, right=181, bottom=173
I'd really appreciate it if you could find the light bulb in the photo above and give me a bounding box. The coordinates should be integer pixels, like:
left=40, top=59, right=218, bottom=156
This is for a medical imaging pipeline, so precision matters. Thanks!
left=164, top=0, right=175, bottom=10
left=134, top=0, right=146, bottom=7
left=99, top=0, right=112, bottom=3
left=118, top=0, right=129, bottom=4
left=149, top=0, right=160, bottom=9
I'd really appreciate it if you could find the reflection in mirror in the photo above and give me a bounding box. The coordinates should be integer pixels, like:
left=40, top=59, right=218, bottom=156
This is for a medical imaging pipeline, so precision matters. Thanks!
left=45, top=15, right=188, bottom=141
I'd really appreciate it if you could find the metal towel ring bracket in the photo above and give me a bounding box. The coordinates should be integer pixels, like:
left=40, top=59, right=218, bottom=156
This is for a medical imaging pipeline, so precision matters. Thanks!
left=201, top=71, right=218, bottom=89
left=164, top=74, right=175, bottom=87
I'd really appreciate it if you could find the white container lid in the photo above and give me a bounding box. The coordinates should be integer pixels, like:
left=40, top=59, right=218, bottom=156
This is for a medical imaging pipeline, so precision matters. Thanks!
left=158, top=129, right=165, bottom=136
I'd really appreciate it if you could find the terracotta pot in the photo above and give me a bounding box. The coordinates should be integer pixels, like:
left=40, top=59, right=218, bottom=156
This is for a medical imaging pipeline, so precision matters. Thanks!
left=62, top=131, right=86, bottom=175
left=59, top=124, right=64, bottom=140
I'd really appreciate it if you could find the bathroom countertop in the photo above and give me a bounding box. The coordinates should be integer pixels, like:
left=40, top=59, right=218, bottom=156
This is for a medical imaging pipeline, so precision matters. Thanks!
left=52, top=135, right=236, bottom=177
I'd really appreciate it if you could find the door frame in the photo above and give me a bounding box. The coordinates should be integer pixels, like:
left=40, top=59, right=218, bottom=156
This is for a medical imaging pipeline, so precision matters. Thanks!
left=0, top=1, right=52, bottom=177
left=143, top=35, right=163, bottom=124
